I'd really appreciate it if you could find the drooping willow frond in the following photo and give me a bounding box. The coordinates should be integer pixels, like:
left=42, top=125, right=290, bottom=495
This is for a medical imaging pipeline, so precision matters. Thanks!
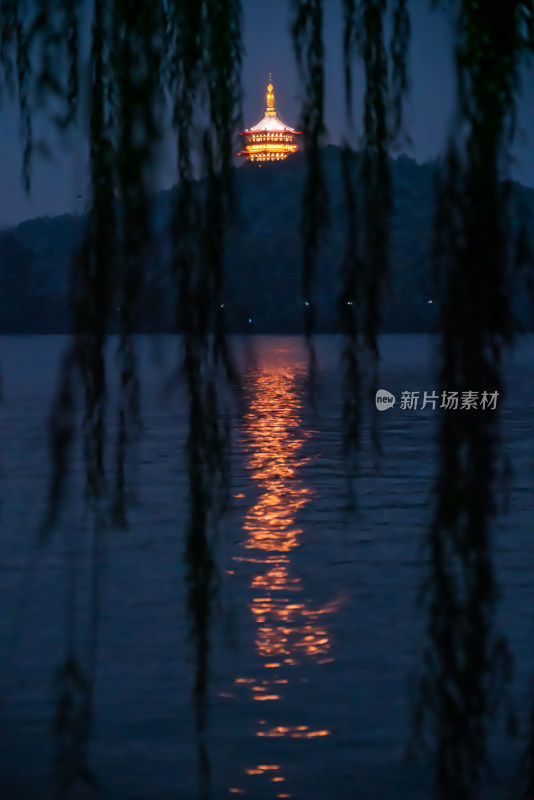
left=291, top=0, right=328, bottom=341
left=165, top=2, right=243, bottom=792
left=2, top=3, right=534, bottom=799
left=414, top=3, right=533, bottom=798
left=338, top=0, right=410, bottom=465
left=111, top=0, right=164, bottom=523
left=389, top=0, right=409, bottom=143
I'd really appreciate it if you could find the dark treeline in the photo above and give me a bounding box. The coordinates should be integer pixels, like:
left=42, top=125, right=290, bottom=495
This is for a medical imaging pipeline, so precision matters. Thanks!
left=1, top=146, right=533, bottom=335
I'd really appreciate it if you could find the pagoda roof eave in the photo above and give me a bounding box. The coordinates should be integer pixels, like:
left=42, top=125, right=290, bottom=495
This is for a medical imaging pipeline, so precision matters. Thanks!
left=239, top=129, right=302, bottom=136
left=247, top=114, right=296, bottom=133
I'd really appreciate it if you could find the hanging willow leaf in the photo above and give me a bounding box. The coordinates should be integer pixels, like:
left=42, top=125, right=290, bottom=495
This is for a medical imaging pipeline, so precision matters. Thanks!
left=389, top=0, right=410, bottom=143
left=0, top=0, right=18, bottom=95
left=338, top=144, right=363, bottom=474
left=291, top=0, right=328, bottom=342
left=339, top=0, right=410, bottom=465
left=0, top=0, right=81, bottom=187
left=52, top=655, right=96, bottom=793
left=3, top=3, right=534, bottom=799
left=15, top=5, right=32, bottom=191
left=414, top=3, right=532, bottom=798
left=166, top=2, right=243, bottom=792
left=61, top=0, right=81, bottom=127
left=111, top=0, right=164, bottom=524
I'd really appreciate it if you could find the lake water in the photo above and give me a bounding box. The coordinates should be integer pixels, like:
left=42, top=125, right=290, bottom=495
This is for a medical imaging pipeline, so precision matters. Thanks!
left=1, top=335, right=533, bottom=799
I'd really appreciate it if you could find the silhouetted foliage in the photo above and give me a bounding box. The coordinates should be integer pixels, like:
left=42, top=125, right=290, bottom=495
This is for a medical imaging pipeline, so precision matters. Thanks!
left=1, top=2, right=534, bottom=799
left=339, top=0, right=410, bottom=463
left=412, top=3, right=534, bottom=799
left=291, top=0, right=328, bottom=343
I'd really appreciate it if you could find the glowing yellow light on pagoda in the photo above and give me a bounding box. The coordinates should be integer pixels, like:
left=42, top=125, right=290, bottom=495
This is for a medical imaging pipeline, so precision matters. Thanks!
left=237, top=73, right=301, bottom=164
left=266, top=74, right=275, bottom=116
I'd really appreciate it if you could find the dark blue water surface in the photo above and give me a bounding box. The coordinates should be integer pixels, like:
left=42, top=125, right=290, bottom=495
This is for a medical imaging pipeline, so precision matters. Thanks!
left=1, top=335, right=533, bottom=799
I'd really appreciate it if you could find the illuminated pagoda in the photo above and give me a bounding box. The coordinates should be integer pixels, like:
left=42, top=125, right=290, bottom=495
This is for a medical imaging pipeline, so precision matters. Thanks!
left=238, top=75, right=301, bottom=163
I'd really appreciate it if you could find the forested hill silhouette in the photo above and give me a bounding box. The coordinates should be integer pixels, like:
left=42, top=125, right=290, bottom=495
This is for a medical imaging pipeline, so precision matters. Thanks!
left=1, top=145, right=533, bottom=334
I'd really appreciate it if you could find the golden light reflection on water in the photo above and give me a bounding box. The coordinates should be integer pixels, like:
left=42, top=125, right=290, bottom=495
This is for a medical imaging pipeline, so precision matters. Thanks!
left=240, top=368, right=340, bottom=667
left=228, top=357, right=340, bottom=797
left=256, top=725, right=330, bottom=738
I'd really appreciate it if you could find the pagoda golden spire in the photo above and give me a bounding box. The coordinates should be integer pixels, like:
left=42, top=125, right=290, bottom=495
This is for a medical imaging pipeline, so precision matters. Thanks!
left=266, top=74, right=275, bottom=117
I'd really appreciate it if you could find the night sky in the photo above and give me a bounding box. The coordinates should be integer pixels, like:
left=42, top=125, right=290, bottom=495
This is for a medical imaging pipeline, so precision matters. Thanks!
left=0, top=0, right=533, bottom=227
